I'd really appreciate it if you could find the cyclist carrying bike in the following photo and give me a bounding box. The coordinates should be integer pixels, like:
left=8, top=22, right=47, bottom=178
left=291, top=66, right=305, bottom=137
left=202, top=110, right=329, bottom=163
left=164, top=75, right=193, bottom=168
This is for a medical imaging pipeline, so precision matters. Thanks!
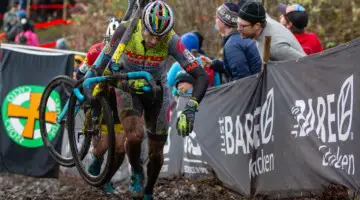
left=91, top=1, right=209, bottom=199
left=76, top=17, right=123, bottom=194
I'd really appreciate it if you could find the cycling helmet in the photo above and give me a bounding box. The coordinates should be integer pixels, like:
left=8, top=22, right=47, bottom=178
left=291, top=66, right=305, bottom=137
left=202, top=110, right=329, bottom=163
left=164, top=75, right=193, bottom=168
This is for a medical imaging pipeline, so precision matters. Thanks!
left=142, top=0, right=174, bottom=36
left=181, top=32, right=199, bottom=52
left=105, top=17, right=120, bottom=38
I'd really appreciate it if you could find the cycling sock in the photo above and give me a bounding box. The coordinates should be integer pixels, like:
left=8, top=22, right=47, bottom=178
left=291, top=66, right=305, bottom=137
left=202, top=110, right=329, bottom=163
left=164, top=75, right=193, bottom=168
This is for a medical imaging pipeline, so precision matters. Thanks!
left=108, top=152, right=125, bottom=181
left=126, top=140, right=143, bottom=173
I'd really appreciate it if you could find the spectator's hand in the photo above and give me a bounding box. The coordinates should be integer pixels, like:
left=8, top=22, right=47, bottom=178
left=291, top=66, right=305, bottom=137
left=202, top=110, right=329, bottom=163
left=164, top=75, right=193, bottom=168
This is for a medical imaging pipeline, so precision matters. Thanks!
left=199, top=55, right=212, bottom=67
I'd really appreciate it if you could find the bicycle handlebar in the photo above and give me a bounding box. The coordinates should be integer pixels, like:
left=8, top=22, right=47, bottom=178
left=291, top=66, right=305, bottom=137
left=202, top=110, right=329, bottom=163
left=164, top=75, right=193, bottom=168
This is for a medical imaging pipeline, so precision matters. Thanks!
left=73, top=71, right=160, bottom=102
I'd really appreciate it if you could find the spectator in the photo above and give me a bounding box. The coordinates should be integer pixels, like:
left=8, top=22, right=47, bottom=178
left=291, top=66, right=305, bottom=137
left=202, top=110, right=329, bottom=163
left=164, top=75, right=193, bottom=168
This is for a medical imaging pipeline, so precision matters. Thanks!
left=279, top=3, right=323, bottom=55
left=6, top=10, right=34, bottom=42
left=200, top=2, right=262, bottom=82
left=76, top=42, right=105, bottom=80
left=73, top=55, right=84, bottom=80
left=56, top=38, right=68, bottom=50
left=3, top=0, right=19, bottom=32
left=168, top=32, right=221, bottom=96
left=190, top=30, right=207, bottom=56
left=237, top=0, right=306, bottom=61
left=15, top=18, right=39, bottom=46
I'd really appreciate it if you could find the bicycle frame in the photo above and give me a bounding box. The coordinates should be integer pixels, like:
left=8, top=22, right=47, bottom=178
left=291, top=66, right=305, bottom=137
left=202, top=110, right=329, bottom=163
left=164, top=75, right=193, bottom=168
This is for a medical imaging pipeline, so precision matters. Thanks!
left=56, top=0, right=149, bottom=124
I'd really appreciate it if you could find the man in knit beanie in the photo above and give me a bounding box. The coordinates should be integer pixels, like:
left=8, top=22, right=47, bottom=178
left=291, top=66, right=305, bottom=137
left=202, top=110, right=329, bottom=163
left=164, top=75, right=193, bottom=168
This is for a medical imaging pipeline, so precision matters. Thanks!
left=200, top=2, right=262, bottom=82
left=237, top=0, right=306, bottom=61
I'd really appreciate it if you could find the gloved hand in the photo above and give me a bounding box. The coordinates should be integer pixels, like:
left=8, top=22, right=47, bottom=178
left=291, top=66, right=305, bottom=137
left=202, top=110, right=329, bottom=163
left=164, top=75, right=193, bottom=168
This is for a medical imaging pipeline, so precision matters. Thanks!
left=127, top=79, right=149, bottom=94
left=177, top=98, right=198, bottom=137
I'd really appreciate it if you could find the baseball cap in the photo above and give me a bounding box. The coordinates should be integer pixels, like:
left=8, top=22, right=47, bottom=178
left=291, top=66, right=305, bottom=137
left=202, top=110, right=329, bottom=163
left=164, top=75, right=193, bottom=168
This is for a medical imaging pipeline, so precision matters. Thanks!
left=279, top=3, right=305, bottom=14
left=279, top=3, right=308, bottom=29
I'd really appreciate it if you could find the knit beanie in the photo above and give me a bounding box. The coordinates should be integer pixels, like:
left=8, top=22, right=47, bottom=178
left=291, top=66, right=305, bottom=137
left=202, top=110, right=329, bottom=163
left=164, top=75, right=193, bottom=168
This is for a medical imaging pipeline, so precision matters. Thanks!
left=216, top=3, right=239, bottom=27
left=175, top=70, right=196, bottom=88
left=56, top=38, right=68, bottom=50
left=16, top=10, right=27, bottom=19
left=238, top=1, right=266, bottom=24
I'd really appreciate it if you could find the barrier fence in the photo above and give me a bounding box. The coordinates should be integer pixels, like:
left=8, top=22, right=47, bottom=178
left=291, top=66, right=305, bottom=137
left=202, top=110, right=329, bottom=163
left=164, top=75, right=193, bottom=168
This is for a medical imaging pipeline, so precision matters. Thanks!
left=1, top=38, right=360, bottom=198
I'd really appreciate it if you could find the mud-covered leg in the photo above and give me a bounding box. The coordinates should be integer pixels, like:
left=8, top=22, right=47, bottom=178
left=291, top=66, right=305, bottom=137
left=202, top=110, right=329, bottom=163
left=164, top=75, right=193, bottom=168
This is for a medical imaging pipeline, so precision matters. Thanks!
left=122, top=115, right=145, bottom=198
left=144, top=138, right=166, bottom=196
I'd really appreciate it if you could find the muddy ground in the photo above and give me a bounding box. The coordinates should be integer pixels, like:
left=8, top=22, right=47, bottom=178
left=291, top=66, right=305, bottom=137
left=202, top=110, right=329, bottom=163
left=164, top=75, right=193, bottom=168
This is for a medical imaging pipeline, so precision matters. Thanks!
left=0, top=172, right=243, bottom=200
left=0, top=172, right=351, bottom=200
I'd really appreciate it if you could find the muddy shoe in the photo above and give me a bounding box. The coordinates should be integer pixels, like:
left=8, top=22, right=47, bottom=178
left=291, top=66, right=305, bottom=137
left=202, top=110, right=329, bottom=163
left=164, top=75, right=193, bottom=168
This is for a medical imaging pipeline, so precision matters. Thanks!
left=143, top=194, right=153, bottom=200
left=88, top=156, right=103, bottom=176
left=129, top=172, right=144, bottom=198
left=102, top=182, right=120, bottom=195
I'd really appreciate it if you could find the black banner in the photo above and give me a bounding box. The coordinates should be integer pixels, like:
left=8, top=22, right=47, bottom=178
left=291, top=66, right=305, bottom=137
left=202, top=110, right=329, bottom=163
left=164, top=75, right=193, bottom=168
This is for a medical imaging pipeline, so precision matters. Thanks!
left=0, top=47, right=73, bottom=177
left=164, top=38, right=360, bottom=197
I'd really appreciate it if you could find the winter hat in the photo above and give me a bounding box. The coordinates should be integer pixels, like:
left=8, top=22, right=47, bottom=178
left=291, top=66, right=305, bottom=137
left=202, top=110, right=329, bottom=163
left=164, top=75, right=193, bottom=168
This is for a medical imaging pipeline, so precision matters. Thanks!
left=238, top=1, right=266, bottom=24
left=56, top=38, right=68, bottom=50
left=20, top=18, right=31, bottom=31
left=216, top=3, right=239, bottom=27
left=181, top=32, right=199, bottom=52
left=279, top=3, right=308, bottom=29
left=175, top=70, right=196, bottom=88
left=16, top=10, right=27, bottom=19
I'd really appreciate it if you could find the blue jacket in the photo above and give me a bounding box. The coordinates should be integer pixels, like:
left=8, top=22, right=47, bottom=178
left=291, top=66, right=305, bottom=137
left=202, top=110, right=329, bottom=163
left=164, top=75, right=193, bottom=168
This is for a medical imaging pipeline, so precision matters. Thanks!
left=211, top=32, right=262, bottom=81
left=168, top=57, right=220, bottom=96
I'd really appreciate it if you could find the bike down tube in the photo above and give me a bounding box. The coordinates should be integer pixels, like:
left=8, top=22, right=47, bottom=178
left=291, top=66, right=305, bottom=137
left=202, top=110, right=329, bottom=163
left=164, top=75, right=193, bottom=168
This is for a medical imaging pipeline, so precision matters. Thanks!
left=111, top=0, right=144, bottom=64
left=56, top=94, right=82, bottom=124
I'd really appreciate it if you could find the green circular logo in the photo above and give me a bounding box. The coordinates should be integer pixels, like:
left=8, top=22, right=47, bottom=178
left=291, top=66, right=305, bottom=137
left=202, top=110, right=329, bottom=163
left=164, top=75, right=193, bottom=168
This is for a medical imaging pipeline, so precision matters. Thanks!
left=1, top=85, right=62, bottom=148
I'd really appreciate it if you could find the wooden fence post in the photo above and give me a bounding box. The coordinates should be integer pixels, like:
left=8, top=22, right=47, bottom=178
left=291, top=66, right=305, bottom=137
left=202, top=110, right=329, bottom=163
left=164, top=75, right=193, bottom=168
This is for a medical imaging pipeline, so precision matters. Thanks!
left=262, top=36, right=271, bottom=73
left=26, top=0, right=31, bottom=18
left=63, top=0, right=69, bottom=20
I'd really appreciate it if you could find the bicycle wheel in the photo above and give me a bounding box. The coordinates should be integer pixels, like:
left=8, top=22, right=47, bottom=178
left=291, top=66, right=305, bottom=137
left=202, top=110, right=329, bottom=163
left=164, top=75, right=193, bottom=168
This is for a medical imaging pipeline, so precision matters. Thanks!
left=39, top=75, right=91, bottom=167
left=67, top=91, right=116, bottom=187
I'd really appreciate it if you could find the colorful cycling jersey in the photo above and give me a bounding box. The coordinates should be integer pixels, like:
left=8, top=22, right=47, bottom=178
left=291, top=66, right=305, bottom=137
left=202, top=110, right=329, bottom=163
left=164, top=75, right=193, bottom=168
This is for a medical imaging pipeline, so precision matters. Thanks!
left=107, top=19, right=209, bottom=102
left=114, top=20, right=197, bottom=79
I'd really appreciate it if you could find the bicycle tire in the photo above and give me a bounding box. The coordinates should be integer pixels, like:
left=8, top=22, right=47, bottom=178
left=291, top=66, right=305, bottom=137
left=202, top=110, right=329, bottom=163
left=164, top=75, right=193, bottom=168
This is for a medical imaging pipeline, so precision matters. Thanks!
left=67, top=92, right=116, bottom=187
left=39, top=75, right=91, bottom=167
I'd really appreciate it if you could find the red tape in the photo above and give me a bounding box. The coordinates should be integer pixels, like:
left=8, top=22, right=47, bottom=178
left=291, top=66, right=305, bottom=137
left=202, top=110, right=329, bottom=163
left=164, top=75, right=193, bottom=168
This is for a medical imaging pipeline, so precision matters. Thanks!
left=40, top=41, right=57, bottom=48
left=30, top=4, right=76, bottom=10
left=34, top=19, right=75, bottom=29
left=0, top=32, right=5, bottom=40
left=0, top=19, right=75, bottom=40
